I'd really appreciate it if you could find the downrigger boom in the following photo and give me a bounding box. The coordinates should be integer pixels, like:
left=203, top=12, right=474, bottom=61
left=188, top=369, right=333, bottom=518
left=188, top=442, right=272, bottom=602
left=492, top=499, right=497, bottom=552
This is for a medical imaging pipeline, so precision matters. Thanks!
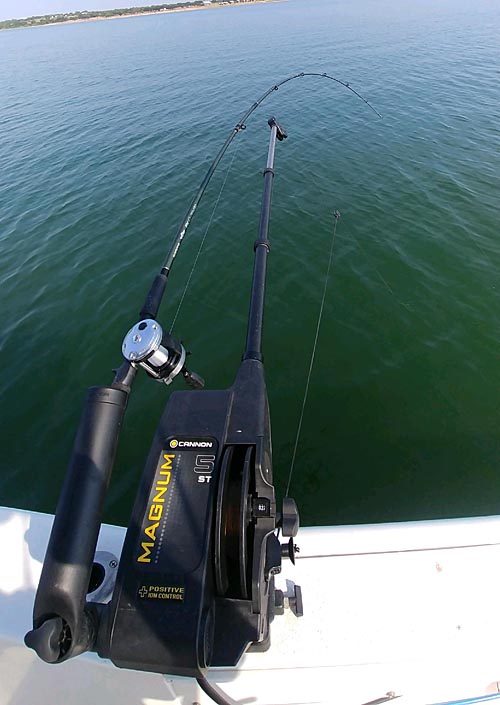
left=25, top=117, right=302, bottom=690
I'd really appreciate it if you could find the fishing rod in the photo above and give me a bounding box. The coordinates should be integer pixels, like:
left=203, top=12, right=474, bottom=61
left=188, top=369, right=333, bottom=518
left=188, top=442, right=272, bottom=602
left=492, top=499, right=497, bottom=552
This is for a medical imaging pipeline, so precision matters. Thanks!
left=139, top=71, right=381, bottom=322
left=25, top=74, right=380, bottom=703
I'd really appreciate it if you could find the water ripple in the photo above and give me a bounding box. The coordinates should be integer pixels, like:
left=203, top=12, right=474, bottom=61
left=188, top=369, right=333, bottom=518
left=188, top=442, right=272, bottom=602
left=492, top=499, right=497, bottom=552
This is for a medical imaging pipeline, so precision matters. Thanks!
left=1, top=0, right=500, bottom=525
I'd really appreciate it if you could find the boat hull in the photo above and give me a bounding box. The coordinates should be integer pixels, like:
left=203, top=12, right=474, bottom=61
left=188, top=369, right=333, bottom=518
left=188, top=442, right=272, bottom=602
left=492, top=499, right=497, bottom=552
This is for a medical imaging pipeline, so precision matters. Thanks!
left=3, top=506, right=500, bottom=705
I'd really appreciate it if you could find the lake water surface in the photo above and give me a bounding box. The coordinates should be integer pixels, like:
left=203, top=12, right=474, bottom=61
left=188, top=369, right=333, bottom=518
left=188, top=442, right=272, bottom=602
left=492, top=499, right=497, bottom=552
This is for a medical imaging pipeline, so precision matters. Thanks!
left=1, top=0, right=500, bottom=526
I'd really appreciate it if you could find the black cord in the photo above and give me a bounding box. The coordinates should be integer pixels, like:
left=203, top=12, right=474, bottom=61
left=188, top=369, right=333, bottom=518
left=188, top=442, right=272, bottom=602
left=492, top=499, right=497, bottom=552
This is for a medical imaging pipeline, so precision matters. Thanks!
left=197, top=676, right=235, bottom=705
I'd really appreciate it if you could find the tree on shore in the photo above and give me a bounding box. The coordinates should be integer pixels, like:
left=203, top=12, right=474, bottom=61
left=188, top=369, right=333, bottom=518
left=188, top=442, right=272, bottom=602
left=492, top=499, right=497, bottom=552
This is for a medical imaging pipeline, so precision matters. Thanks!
left=0, top=1, right=209, bottom=30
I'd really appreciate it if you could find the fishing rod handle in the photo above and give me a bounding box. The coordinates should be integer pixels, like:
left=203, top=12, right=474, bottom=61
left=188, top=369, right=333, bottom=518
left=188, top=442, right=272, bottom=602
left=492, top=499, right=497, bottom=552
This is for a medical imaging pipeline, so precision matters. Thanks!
left=140, top=270, right=168, bottom=320
left=26, top=385, right=128, bottom=663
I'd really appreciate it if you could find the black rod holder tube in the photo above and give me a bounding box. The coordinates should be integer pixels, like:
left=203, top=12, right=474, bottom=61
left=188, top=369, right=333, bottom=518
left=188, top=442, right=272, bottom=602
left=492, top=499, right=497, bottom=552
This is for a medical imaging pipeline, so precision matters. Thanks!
left=25, top=386, right=129, bottom=663
left=244, top=123, right=280, bottom=361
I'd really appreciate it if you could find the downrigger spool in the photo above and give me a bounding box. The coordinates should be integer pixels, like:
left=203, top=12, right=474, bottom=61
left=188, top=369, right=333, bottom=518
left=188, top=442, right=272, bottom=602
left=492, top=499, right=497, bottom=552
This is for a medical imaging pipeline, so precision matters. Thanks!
left=25, top=116, right=302, bottom=697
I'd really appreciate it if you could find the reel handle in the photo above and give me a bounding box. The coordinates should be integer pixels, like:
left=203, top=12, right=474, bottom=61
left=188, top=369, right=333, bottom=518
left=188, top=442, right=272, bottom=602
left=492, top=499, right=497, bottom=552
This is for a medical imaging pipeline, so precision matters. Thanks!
left=182, top=367, right=205, bottom=389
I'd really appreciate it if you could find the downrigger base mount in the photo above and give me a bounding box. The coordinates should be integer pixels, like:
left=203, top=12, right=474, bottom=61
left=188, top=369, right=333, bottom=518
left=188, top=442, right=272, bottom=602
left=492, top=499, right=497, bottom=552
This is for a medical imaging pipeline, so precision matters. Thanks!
left=25, top=117, right=302, bottom=691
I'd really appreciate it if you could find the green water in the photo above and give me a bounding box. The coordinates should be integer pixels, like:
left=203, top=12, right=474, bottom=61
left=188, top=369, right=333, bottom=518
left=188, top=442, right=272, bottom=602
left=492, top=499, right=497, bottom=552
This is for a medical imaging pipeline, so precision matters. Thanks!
left=1, top=0, right=500, bottom=526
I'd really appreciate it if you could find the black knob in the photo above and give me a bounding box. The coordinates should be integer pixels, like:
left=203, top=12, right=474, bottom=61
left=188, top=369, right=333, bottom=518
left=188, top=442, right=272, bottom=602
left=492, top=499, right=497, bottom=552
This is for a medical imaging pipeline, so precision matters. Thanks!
left=281, top=497, right=299, bottom=537
left=281, top=537, right=298, bottom=565
left=25, top=617, right=64, bottom=663
left=289, top=585, right=304, bottom=618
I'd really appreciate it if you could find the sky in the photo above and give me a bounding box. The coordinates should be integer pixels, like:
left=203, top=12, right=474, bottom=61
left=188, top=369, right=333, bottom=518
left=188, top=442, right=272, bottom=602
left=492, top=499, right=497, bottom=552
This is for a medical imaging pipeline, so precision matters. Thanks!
left=0, top=0, right=187, bottom=21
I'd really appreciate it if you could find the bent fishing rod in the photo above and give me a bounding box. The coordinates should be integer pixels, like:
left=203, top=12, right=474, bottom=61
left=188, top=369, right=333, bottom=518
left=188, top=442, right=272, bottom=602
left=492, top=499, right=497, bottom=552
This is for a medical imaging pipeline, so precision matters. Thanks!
left=139, top=71, right=381, bottom=322
left=25, top=74, right=379, bottom=704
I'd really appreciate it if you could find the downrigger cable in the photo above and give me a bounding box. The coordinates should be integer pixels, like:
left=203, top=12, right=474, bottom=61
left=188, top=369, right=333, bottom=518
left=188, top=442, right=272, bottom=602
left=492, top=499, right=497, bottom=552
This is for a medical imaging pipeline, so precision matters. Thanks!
left=25, top=73, right=380, bottom=704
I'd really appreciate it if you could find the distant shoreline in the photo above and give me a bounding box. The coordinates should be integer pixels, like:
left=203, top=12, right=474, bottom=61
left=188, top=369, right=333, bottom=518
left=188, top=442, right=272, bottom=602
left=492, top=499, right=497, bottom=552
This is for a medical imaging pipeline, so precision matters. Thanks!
left=0, top=0, right=284, bottom=31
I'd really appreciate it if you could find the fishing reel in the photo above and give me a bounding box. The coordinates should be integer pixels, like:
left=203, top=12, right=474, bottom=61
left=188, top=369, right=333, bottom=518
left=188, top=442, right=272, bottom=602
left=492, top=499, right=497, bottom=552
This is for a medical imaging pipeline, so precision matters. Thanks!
left=122, top=318, right=204, bottom=389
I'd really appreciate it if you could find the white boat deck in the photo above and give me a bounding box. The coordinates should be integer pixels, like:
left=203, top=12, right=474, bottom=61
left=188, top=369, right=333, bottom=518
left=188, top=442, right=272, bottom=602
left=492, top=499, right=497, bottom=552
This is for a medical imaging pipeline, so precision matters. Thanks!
left=2, top=507, right=500, bottom=705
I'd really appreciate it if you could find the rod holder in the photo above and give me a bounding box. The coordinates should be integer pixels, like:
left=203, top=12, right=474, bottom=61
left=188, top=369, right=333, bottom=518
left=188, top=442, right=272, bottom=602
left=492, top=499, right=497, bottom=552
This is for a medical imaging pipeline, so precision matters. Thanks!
left=25, top=385, right=129, bottom=662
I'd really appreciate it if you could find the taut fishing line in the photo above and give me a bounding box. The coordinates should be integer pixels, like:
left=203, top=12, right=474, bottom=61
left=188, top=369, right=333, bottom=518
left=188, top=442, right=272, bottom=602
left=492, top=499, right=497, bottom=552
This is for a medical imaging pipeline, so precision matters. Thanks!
left=169, top=138, right=241, bottom=332
left=286, top=210, right=341, bottom=497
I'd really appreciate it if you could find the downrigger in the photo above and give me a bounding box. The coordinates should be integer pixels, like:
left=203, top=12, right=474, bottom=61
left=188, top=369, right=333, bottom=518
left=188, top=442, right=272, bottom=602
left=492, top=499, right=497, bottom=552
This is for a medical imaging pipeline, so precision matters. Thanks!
left=25, top=116, right=302, bottom=698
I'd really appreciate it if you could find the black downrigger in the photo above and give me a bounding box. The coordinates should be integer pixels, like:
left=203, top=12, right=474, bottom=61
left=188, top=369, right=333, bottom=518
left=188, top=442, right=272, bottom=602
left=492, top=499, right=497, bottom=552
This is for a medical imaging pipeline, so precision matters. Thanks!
left=25, top=116, right=302, bottom=699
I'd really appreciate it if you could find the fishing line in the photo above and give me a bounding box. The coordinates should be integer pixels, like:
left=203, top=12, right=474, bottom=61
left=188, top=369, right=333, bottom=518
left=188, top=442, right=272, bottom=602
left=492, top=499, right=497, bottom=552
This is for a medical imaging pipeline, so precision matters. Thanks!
left=169, top=139, right=240, bottom=333
left=286, top=210, right=341, bottom=497
left=140, top=72, right=381, bottom=321
left=163, top=71, right=381, bottom=278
